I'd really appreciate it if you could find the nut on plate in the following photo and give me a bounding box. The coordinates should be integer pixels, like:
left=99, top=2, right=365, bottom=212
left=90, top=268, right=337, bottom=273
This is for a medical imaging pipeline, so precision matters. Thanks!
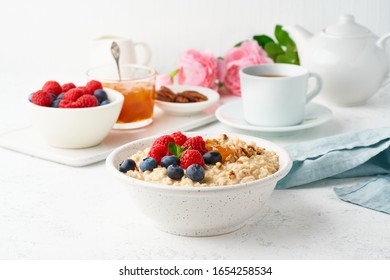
left=156, top=86, right=208, bottom=103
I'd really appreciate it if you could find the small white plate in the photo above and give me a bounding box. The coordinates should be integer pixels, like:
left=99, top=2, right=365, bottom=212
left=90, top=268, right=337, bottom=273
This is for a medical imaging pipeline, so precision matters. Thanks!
left=215, top=100, right=332, bottom=134
left=154, top=85, right=220, bottom=115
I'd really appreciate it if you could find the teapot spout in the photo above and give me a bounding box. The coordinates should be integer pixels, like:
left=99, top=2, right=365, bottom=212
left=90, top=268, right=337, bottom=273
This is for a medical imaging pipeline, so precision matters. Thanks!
left=284, top=25, right=313, bottom=53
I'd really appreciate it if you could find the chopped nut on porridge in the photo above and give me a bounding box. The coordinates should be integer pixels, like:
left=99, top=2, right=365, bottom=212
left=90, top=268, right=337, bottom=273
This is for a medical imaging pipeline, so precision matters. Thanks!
left=120, top=132, right=279, bottom=187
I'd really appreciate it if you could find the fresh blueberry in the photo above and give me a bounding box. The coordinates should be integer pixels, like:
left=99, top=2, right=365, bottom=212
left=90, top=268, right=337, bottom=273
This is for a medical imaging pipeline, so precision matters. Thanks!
left=52, top=99, right=61, bottom=108
left=202, top=151, right=222, bottom=165
left=93, top=89, right=108, bottom=103
left=119, top=159, right=136, bottom=173
left=100, top=100, right=110, bottom=106
left=57, top=92, right=65, bottom=100
left=186, top=164, right=205, bottom=182
left=167, top=164, right=184, bottom=180
left=28, top=93, right=34, bottom=102
left=139, top=157, right=158, bottom=172
left=50, top=93, right=57, bottom=102
left=161, top=155, right=180, bottom=168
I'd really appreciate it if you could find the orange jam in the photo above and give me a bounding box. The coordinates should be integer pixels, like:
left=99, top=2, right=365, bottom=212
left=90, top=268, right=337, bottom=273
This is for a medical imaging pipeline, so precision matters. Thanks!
left=103, top=82, right=155, bottom=124
left=205, top=139, right=233, bottom=162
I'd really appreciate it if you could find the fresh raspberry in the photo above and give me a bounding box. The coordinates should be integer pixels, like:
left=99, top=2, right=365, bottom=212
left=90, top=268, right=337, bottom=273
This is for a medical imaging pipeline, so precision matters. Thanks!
left=61, top=82, right=76, bottom=92
left=59, top=99, right=78, bottom=108
left=75, top=95, right=98, bottom=108
left=86, top=80, right=103, bottom=93
left=59, top=95, right=98, bottom=108
left=170, top=131, right=188, bottom=146
left=152, top=135, right=175, bottom=149
left=42, top=81, right=62, bottom=96
left=31, top=90, right=52, bottom=107
left=180, top=150, right=205, bottom=169
left=78, top=86, right=93, bottom=95
left=183, top=136, right=206, bottom=154
left=148, top=144, right=168, bottom=164
left=63, top=88, right=84, bottom=102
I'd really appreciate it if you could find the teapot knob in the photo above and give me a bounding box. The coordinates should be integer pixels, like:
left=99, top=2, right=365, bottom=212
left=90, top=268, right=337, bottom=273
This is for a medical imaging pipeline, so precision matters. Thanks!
left=325, top=14, right=370, bottom=37
left=339, top=14, right=355, bottom=23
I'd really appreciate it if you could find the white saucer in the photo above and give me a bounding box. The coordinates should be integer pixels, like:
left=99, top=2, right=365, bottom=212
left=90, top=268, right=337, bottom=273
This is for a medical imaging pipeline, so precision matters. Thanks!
left=215, top=100, right=332, bottom=134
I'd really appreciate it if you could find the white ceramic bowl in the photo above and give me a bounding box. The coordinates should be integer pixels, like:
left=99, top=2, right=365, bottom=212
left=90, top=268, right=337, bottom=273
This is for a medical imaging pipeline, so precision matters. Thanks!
left=27, top=88, right=124, bottom=149
left=154, top=85, right=220, bottom=115
left=105, top=132, right=292, bottom=236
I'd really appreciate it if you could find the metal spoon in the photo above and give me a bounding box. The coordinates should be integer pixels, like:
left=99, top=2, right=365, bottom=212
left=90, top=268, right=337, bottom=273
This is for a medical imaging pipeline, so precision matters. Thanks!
left=111, top=41, right=122, bottom=81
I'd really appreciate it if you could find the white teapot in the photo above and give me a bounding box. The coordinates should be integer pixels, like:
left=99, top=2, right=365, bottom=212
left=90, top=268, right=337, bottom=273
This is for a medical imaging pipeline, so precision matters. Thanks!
left=285, top=15, right=390, bottom=106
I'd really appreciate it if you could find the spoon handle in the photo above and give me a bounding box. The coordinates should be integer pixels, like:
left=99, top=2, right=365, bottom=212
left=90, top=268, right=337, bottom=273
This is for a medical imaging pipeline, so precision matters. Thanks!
left=111, top=41, right=122, bottom=81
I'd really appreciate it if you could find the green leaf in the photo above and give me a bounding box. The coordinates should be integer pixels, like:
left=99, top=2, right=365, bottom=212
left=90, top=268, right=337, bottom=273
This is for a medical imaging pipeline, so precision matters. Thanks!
left=234, top=41, right=243, bottom=47
left=275, top=49, right=300, bottom=65
left=285, top=44, right=300, bottom=65
left=168, top=142, right=184, bottom=158
left=253, top=35, right=274, bottom=48
left=286, top=42, right=297, bottom=52
left=235, top=24, right=300, bottom=65
left=275, top=54, right=292, bottom=64
left=169, top=69, right=179, bottom=79
left=275, top=25, right=295, bottom=47
left=264, top=42, right=284, bottom=61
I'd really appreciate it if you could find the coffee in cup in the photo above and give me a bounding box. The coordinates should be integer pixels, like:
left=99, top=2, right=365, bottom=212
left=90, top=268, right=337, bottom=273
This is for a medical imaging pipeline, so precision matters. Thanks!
left=239, top=64, right=322, bottom=127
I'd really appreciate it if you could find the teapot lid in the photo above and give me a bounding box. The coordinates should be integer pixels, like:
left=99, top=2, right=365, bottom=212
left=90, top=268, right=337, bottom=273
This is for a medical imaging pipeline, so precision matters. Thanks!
left=324, top=15, right=372, bottom=37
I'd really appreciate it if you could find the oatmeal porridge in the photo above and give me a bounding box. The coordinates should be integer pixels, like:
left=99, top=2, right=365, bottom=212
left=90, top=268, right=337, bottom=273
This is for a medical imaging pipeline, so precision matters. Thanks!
left=120, top=132, right=280, bottom=187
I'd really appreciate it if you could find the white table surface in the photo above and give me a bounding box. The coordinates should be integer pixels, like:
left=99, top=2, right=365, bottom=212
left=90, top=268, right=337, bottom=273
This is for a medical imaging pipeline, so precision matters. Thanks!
left=1, top=78, right=390, bottom=260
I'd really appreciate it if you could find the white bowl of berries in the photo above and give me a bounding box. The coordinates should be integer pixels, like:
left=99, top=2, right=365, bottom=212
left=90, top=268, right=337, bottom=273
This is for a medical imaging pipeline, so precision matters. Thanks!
left=105, top=131, right=291, bottom=236
left=27, top=80, right=124, bottom=149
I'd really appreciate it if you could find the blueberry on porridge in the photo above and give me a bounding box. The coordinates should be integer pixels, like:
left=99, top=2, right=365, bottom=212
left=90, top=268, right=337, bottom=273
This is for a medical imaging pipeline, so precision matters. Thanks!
left=119, top=132, right=279, bottom=186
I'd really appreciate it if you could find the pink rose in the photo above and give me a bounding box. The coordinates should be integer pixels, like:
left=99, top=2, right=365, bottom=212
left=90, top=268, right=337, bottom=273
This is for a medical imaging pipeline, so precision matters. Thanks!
left=155, top=74, right=173, bottom=90
left=178, top=49, right=218, bottom=89
left=221, top=64, right=242, bottom=96
left=220, top=40, right=273, bottom=96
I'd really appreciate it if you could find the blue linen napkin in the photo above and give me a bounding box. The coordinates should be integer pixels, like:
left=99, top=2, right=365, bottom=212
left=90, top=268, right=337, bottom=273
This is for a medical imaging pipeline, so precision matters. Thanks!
left=276, top=127, right=390, bottom=214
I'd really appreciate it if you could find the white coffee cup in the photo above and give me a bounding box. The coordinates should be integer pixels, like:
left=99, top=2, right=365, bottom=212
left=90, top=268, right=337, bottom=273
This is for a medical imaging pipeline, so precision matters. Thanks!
left=89, top=36, right=152, bottom=67
left=239, top=63, right=322, bottom=127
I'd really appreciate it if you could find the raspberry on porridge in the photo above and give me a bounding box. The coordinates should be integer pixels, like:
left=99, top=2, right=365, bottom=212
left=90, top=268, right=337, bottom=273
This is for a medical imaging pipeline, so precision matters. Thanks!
left=121, top=132, right=280, bottom=187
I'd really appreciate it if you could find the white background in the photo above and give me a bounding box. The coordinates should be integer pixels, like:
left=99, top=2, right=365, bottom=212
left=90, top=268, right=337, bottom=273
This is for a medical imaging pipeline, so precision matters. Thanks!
left=0, top=0, right=389, bottom=85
